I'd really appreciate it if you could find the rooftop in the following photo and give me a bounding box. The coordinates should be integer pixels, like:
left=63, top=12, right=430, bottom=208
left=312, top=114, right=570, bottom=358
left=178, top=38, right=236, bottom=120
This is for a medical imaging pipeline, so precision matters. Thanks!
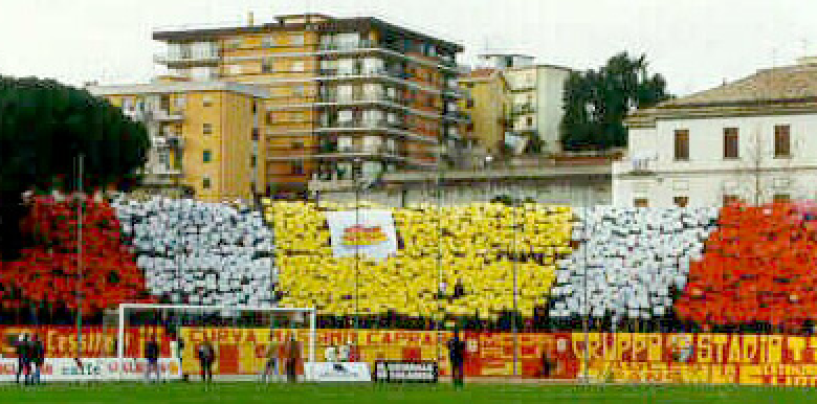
left=627, top=58, right=817, bottom=127
left=87, top=81, right=270, bottom=99
left=153, top=14, right=463, bottom=53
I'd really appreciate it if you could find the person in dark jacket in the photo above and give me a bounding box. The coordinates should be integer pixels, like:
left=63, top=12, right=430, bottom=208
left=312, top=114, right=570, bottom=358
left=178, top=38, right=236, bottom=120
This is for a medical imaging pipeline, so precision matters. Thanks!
left=197, top=337, right=216, bottom=383
left=447, top=328, right=466, bottom=389
left=29, top=334, right=44, bottom=385
left=15, top=334, right=31, bottom=385
left=144, top=335, right=161, bottom=383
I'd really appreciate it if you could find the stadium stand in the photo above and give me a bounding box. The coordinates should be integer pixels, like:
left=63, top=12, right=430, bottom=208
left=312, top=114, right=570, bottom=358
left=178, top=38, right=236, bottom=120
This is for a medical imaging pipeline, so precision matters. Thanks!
left=675, top=202, right=817, bottom=331
left=265, top=200, right=572, bottom=320
left=549, top=207, right=719, bottom=325
left=112, top=196, right=276, bottom=307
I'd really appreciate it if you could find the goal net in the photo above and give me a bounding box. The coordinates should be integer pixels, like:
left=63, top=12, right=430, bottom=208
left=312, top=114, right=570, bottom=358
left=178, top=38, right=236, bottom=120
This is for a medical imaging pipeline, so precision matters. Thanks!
left=116, top=303, right=317, bottom=381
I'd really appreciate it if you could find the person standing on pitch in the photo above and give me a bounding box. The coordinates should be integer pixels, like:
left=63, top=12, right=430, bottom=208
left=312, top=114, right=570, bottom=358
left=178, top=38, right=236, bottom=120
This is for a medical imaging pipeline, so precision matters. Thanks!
left=447, top=328, right=466, bottom=389
left=15, top=334, right=31, bottom=385
left=261, top=337, right=279, bottom=383
left=284, top=334, right=301, bottom=383
left=30, top=334, right=44, bottom=385
left=338, top=340, right=351, bottom=363
left=324, top=344, right=337, bottom=363
left=144, top=335, right=161, bottom=383
left=197, top=337, right=216, bottom=383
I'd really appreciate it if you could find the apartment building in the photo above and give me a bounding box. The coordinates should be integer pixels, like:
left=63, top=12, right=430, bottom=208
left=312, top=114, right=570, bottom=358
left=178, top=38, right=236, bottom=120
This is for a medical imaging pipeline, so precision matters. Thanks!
left=90, top=80, right=268, bottom=202
left=152, top=13, right=467, bottom=195
left=459, top=68, right=509, bottom=157
left=615, top=57, right=817, bottom=207
left=480, top=54, right=571, bottom=155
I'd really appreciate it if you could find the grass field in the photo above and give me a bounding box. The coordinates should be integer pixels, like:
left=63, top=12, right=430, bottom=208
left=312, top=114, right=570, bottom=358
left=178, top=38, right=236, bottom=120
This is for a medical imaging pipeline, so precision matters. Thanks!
left=0, top=382, right=813, bottom=404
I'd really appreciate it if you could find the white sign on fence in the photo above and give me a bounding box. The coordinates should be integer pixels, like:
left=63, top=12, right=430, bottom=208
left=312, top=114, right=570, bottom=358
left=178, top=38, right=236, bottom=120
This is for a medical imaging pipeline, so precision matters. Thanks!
left=304, top=362, right=371, bottom=382
left=0, top=358, right=182, bottom=382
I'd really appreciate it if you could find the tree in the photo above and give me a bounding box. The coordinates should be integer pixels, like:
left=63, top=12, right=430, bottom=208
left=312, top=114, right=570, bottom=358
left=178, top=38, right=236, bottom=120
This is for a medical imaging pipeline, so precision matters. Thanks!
left=720, top=125, right=798, bottom=206
left=560, top=52, right=671, bottom=151
left=0, top=76, right=149, bottom=260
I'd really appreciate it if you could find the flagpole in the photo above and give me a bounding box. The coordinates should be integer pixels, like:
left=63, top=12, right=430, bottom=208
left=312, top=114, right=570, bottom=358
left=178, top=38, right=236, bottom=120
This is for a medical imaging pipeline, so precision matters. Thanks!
left=76, top=153, right=84, bottom=361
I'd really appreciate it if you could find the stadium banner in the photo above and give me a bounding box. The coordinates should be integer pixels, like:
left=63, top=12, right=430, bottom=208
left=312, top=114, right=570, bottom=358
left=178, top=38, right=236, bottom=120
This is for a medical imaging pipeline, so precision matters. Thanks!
left=177, top=327, right=577, bottom=379
left=374, top=361, right=439, bottom=383
left=325, top=210, right=398, bottom=260
left=305, top=362, right=371, bottom=382
left=0, top=326, right=168, bottom=359
left=571, top=333, right=817, bottom=386
left=0, top=358, right=181, bottom=382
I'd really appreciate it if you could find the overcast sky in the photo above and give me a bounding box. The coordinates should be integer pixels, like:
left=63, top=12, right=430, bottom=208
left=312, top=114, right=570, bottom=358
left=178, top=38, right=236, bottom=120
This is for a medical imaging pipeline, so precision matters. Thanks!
left=0, top=0, right=814, bottom=95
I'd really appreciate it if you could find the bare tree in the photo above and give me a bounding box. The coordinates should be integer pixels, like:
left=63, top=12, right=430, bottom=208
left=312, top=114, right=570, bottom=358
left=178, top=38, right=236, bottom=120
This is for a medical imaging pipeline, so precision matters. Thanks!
left=721, top=124, right=798, bottom=206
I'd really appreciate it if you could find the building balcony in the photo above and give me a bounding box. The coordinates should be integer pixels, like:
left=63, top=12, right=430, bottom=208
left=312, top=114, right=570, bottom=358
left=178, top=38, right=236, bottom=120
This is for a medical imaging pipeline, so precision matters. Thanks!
left=317, top=68, right=411, bottom=81
left=153, top=53, right=220, bottom=66
left=150, top=166, right=183, bottom=176
left=443, top=110, right=471, bottom=123
left=510, top=103, right=536, bottom=115
left=267, top=145, right=437, bottom=167
left=316, top=119, right=410, bottom=132
left=317, top=92, right=404, bottom=105
left=510, top=83, right=535, bottom=92
left=613, top=158, right=655, bottom=176
left=152, top=135, right=184, bottom=150
left=152, top=109, right=185, bottom=122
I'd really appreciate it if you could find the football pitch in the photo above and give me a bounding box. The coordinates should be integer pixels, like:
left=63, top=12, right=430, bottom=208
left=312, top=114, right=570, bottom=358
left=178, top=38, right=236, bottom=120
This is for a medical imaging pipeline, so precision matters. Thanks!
left=0, top=382, right=813, bottom=404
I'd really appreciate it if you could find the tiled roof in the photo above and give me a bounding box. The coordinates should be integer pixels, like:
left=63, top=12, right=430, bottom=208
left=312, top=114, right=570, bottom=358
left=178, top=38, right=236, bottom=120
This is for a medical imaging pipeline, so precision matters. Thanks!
left=660, top=63, right=817, bottom=108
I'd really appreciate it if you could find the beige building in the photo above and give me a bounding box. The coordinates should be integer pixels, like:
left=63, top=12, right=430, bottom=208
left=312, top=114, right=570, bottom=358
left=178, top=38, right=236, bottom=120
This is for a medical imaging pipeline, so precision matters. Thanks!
left=152, top=13, right=468, bottom=197
left=459, top=68, right=509, bottom=157
left=480, top=54, right=572, bottom=154
left=90, top=80, right=269, bottom=202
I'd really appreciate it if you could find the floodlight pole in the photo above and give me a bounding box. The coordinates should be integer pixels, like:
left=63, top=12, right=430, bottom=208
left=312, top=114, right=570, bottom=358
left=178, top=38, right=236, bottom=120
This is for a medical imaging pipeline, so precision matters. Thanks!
left=309, top=308, right=317, bottom=365
left=118, top=303, right=125, bottom=380
left=76, top=154, right=84, bottom=361
left=512, top=191, right=519, bottom=377
left=353, top=158, right=361, bottom=332
left=582, top=186, right=590, bottom=384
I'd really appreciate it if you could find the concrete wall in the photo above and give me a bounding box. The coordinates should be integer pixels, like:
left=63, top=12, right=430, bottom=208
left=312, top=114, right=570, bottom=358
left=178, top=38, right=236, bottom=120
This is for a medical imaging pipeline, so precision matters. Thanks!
left=314, top=177, right=611, bottom=207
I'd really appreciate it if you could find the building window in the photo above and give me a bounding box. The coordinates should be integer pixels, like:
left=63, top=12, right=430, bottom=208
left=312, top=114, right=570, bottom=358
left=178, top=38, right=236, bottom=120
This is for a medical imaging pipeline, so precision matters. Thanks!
left=262, top=36, right=274, bottom=48
left=262, top=58, right=274, bottom=73
left=225, top=38, right=241, bottom=49
left=526, top=116, right=534, bottom=127
left=203, top=96, right=213, bottom=107
left=674, top=129, right=689, bottom=161
left=158, top=149, right=170, bottom=167
left=774, top=125, right=791, bottom=158
left=203, top=123, right=213, bottom=135
left=291, top=161, right=304, bottom=175
left=251, top=155, right=257, bottom=168
left=723, top=194, right=740, bottom=206
left=773, top=193, right=791, bottom=203
left=202, top=177, right=211, bottom=189
left=673, top=196, right=689, bottom=208
left=292, top=141, right=304, bottom=150
left=466, top=99, right=475, bottom=109
left=634, top=198, right=649, bottom=208
left=723, top=127, right=739, bottom=159
left=203, top=150, right=212, bottom=163
left=252, top=128, right=260, bottom=141
left=290, top=33, right=304, bottom=46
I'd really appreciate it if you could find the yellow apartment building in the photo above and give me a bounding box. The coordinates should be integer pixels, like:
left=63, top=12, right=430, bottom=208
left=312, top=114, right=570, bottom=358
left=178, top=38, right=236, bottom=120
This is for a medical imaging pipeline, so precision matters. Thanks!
left=89, top=80, right=269, bottom=202
left=152, top=13, right=468, bottom=197
left=459, top=68, right=509, bottom=157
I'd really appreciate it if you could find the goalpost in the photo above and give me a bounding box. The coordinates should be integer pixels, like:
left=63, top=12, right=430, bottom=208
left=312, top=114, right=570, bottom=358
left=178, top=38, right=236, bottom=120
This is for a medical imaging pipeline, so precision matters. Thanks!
left=117, top=303, right=317, bottom=381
